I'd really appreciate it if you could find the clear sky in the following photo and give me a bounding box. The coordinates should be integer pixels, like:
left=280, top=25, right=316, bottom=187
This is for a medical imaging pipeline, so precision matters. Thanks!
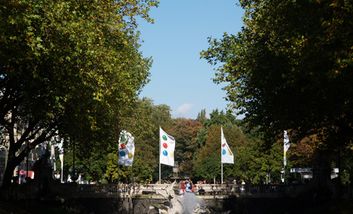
left=138, top=0, right=244, bottom=119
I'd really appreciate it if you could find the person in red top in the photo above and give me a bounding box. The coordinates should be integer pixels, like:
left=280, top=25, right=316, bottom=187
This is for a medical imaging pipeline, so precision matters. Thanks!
left=180, top=180, right=186, bottom=194
left=192, top=183, right=196, bottom=193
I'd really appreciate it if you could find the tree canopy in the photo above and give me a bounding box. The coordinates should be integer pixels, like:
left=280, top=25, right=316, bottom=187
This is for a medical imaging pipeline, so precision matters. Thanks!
left=202, top=0, right=353, bottom=140
left=201, top=0, right=353, bottom=184
left=0, top=0, right=158, bottom=187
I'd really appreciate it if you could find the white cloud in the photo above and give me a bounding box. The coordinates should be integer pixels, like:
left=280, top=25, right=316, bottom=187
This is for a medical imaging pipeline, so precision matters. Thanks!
left=176, top=103, right=193, bottom=117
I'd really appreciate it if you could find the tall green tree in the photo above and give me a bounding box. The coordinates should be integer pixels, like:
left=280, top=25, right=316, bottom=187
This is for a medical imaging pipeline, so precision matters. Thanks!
left=231, top=138, right=282, bottom=184
left=202, top=0, right=353, bottom=188
left=193, top=123, right=246, bottom=182
left=193, top=125, right=222, bottom=181
left=204, top=109, right=238, bottom=128
left=122, top=98, right=173, bottom=182
left=0, top=0, right=158, bottom=188
left=196, top=109, right=207, bottom=124
left=195, top=109, right=240, bottom=149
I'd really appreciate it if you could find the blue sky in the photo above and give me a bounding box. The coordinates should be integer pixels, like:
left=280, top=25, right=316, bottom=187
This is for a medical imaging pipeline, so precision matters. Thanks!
left=138, top=0, right=244, bottom=119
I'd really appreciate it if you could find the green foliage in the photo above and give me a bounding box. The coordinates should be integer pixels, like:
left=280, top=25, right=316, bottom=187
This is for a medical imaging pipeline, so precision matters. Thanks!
left=193, top=125, right=233, bottom=181
left=194, top=153, right=219, bottom=181
left=196, top=109, right=207, bottom=124
left=0, top=0, right=158, bottom=187
left=195, top=127, right=208, bottom=148
left=104, top=153, right=131, bottom=183
left=95, top=98, right=173, bottom=183
left=204, top=110, right=239, bottom=127
left=132, top=158, right=154, bottom=183
left=193, top=112, right=282, bottom=184
left=232, top=139, right=282, bottom=184
left=202, top=0, right=353, bottom=185
left=195, top=109, right=240, bottom=149
left=202, top=0, right=353, bottom=140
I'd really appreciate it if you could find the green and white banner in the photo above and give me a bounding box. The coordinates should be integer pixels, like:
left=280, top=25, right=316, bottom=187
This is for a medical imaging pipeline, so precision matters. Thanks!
left=159, top=127, right=175, bottom=166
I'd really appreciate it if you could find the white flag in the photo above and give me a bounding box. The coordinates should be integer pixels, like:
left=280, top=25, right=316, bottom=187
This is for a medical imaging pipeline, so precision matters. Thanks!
left=118, top=130, right=135, bottom=166
left=283, top=130, right=290, bottom=167
left=159, top=127, right=175, bottom=166
left=221, top=127, right=234, bottom=164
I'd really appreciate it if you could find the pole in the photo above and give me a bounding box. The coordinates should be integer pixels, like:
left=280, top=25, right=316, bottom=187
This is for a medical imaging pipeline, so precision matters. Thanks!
left=159, top=126, right=161, bottom=184
left=26, top=141, right=29, bottom=180
left=283, top=130, right=290, bottom=183
left=283, top=152, right=287, bottom=183
left=159, top=163, right=161, bottom=184
left=221, top=163, right=223, bottom=184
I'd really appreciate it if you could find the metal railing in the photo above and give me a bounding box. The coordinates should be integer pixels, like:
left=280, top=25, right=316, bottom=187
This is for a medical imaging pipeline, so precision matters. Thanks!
left=2, top=182, right=312, bottom=200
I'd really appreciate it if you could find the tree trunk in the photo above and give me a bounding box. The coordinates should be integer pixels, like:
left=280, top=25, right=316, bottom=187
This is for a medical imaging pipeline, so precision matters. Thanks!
left=1, top=159, right=17, bottom=188
left=312, top=149, right=332, bottom=201
left=1, top=143, right=30, bottom=190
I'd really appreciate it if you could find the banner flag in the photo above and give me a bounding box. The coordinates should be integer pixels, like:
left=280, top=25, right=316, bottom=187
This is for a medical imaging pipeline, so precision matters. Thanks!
left=118, top=130, right=135, bottom=166
left=159, top=127, right=175, bottom=166
left=221, top=127, right=234, bottom=164
left=283, top=130, right=290, bottom=167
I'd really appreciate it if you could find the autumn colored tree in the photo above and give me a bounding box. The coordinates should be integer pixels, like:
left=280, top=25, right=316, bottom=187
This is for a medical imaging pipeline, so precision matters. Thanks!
left=168, top=118, right=202, bottom=177
left=289, top=135, right=318, bottom=168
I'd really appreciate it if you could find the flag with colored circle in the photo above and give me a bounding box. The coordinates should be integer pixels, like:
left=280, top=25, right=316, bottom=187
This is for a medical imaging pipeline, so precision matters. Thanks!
left=159, top=127, right=175, bottom=166
left=118, top=130, right=135, bottom=166
left=221, top=127, right=234, bottom=164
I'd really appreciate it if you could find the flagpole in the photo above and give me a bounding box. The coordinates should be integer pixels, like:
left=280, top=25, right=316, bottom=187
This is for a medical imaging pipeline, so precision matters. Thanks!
left=221, top=126, right=223, bottom=184
left=220, top=126, right=234, bottom=184
left=283, top=152, right=286, bottom=183
left=159, top=145, right=161, bottom=183
left=283, top=130, right=290, bottom=184
left=159, top=163, right=161, bottom=184
left=159, top=126, right=161, bottom=184
left=221, top=162, right=223, bottom=184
